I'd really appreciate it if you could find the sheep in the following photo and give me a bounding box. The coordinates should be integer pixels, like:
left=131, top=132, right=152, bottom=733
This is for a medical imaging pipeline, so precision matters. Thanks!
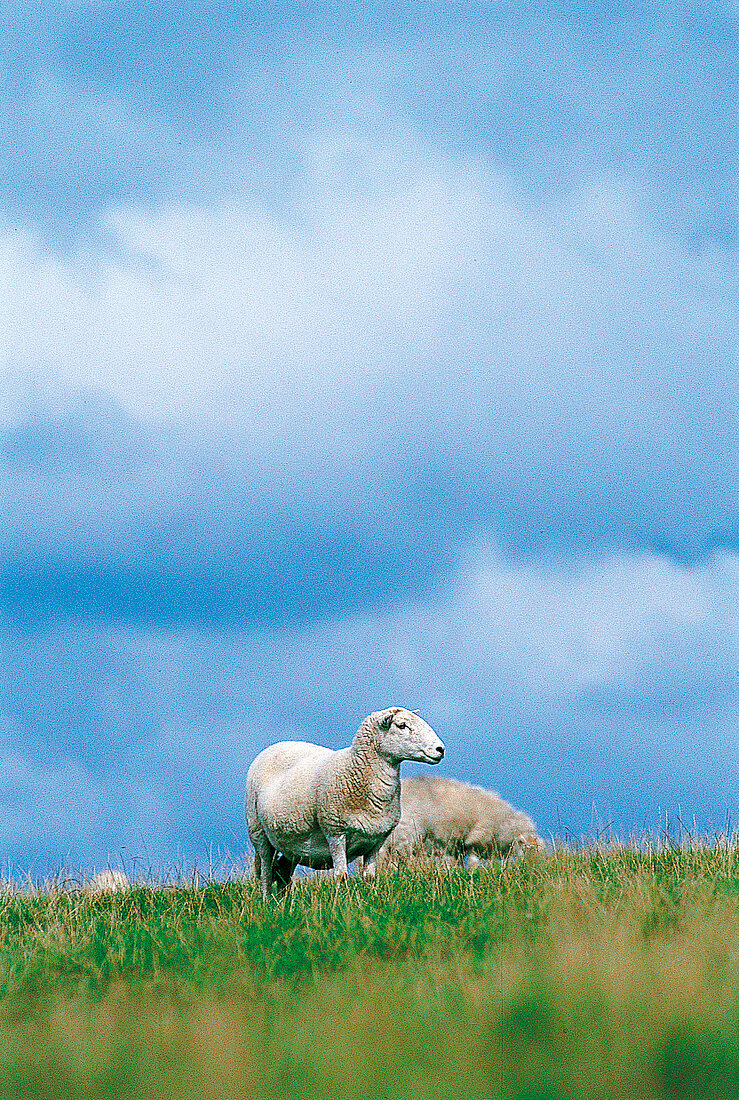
left=373, top=775, right=545, bottom=870
left=245, top=707, right=445, bottom=898
left=87, top=869, right=131, bottom=894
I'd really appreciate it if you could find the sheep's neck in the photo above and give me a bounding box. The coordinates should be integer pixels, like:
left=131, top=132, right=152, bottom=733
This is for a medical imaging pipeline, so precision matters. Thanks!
left=349, top=736, right=400, bottom=812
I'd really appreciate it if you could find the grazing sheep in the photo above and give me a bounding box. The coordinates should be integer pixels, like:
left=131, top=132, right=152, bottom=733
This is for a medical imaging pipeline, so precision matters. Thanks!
left=374, top=775, right=545, bottom=870
left=87, top=869, right=131, bottom=894
left=246, top=707, right=445, bottom=898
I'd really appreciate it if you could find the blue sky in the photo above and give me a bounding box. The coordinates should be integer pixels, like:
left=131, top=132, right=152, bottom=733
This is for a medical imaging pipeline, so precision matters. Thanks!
left=2, top=1, right=737, bottom=875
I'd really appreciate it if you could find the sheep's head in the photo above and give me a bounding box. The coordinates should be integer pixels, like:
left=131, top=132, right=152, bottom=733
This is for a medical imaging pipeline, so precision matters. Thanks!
left=510, top=832, right=547, bottom=859
left=370, top=707, right=445, bottom=766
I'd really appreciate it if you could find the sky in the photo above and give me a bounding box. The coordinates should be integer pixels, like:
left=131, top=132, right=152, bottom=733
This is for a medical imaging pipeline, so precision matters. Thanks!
left=2, top=0, right=737, bottom=877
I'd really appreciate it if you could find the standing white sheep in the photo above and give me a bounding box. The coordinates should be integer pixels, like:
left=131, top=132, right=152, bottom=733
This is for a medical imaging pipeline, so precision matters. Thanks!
left=374, top=775, right=545, bottom=869
left=245, top=707, right=445, bottom=898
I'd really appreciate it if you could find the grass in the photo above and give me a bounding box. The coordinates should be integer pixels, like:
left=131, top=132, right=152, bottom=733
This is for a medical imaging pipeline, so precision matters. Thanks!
left=2, top=843, right=739, bottom=1097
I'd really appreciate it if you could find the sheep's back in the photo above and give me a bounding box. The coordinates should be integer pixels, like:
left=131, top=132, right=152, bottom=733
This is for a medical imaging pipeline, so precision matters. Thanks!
left=247, top=741, right=335, bottom=832
left=400, top=776, right=478, bottom=842
left=400, top=776, right=525, bottom=850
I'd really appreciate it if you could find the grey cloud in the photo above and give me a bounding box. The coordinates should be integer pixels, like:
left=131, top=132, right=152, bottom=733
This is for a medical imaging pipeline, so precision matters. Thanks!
left=3, top=383, right=736, bottom=630
left=0, top=718, right=169, bottom=874
left=4, top=3, right=736, bottom=253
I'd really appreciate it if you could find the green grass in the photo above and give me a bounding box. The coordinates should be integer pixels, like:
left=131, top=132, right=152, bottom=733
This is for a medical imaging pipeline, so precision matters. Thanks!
left=3, top=844, right=739, bottom=1098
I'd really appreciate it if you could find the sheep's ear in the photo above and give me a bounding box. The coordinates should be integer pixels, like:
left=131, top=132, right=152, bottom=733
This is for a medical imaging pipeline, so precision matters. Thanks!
left=378, top=711, right=394, bottom=731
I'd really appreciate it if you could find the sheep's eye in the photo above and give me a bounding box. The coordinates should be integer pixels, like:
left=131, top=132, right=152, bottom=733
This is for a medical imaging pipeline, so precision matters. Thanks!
left=396, top=720, right=406, bottom=729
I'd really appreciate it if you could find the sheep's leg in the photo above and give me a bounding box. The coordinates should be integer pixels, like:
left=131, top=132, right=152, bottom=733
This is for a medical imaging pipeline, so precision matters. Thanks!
left=253, top=835, right=275, bottom=899
left=272, top=852, right=297, bottom=891
left=326, top=834, right=348, bottom=883
left=359, top=841, right=384, bottom=881
left=389, top=826, right=419, bottom=867
left=466, top=850, right=482, bottom=872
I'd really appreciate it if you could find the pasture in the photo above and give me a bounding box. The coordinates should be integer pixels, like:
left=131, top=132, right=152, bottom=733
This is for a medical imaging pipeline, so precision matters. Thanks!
left=2, top=844, right=739, bottom=1098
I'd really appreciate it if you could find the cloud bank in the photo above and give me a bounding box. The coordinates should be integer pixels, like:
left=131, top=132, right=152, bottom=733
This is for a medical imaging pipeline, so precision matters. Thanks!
left=2, top=546, right=737, bottom=871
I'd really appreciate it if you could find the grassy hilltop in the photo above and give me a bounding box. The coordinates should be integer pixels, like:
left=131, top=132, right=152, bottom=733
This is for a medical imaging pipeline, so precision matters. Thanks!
left=3, top=846, right=739, bottom=1099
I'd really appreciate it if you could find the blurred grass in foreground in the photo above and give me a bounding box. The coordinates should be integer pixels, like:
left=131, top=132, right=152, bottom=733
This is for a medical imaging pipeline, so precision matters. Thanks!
left=2, top=844, right=739, bottom=1097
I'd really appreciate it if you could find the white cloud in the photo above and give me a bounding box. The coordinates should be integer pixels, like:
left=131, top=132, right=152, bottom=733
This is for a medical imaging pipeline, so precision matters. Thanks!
left=447, top=547, right=737, bottom=699
left=3, top=135, right=735, bottom=462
